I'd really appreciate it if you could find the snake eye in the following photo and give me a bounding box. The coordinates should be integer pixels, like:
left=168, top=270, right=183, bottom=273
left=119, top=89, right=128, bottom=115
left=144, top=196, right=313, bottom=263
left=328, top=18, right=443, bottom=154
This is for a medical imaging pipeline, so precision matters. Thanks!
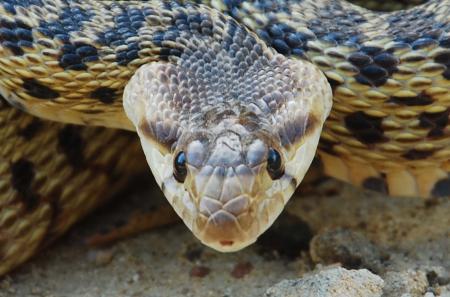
left=173, top=151, right=187, bottom=182
left=267, top=148, right=284, bottom=180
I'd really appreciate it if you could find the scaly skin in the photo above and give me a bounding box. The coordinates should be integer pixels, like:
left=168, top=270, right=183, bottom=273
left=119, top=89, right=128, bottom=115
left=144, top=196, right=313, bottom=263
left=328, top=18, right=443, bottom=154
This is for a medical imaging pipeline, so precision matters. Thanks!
left=0, top=0, right=449, bottom=275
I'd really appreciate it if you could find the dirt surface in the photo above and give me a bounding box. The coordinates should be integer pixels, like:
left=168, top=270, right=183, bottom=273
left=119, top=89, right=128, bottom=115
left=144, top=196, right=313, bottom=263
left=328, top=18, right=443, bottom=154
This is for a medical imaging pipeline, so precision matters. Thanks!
left=0, top=177, right=449, bottom=297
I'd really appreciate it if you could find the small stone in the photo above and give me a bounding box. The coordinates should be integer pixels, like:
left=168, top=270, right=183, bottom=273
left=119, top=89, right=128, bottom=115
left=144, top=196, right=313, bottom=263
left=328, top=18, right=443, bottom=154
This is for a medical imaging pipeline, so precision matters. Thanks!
left=190, top=265, right=210, bottom=277
left=231, top=261, right=253, bottom=278
left=86, top=248, right=115, bottom=266
left=129, top=273, right=140, bottom=283
left=310, top=228, right=386, bottom=273
left=383, top=270, right=428, bottom=297
left=265, top=267, right=384, bottom=297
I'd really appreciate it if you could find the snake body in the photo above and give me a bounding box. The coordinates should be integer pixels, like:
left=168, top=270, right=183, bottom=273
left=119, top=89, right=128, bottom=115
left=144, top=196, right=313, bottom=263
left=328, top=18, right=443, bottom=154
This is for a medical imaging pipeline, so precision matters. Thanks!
left=0, top=0, right=449, bottom=275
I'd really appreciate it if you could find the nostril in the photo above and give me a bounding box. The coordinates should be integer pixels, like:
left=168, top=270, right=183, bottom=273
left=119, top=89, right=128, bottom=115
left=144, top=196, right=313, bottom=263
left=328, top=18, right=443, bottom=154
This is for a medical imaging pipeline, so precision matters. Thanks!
left=220, top=240, right=234, bottom=246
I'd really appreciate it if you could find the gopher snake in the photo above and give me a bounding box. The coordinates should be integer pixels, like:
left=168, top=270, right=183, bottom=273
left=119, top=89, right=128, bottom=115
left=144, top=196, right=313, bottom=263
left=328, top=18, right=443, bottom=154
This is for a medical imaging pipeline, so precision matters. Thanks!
left=0, top=0, right=449, bottom=275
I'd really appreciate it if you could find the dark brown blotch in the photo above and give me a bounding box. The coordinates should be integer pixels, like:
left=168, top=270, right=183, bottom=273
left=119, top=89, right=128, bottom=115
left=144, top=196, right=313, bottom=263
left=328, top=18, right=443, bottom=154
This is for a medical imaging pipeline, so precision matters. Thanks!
left=387, top=92, right=433, bottom=106
left=434, top=50, right=450, bottom=80
left=362, top=176, right=388, bottom=194
left=348, top=52, right=372, bottom=67
left=402, top=149, right=435, bottom=160
left=190, top=266, right=210, bottom=278
left=418, top=109, right=449, bottom=138
left=58, top=125, right=84, bottom=168
left=90, top=87, right=117, bottom=104
left=318, top=138, right=339, bottom=155
left=344, top=111, right=387, bottom=144
left=231, top=261, right=253, bottom=278
left=22, top=78, right=59, bottom=99
left=434, top=52, right=450, bottom=65
left=19, top=119, right=43, bottom=140
left=10, top=158, right=39, bottom=210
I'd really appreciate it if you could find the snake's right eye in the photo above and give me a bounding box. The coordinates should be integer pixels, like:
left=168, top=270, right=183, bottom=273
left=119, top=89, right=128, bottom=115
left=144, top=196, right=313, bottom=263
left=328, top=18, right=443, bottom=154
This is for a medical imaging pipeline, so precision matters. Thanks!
left=267, top=148, right=284, bottom=180
left=173, top=151, right=187, bottom=182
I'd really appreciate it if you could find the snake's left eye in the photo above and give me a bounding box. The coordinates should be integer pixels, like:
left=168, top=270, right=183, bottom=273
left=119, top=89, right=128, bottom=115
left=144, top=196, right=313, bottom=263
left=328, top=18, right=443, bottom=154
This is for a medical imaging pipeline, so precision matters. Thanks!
left=267, top=148, right=284, bottom=180
left=173, top=151, right=187, bottom=182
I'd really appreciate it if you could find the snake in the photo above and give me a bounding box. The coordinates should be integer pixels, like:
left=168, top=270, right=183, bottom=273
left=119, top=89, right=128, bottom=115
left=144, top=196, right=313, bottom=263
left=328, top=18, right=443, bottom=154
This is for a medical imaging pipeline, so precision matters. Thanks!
left=0, top=0, right=448, bottom=276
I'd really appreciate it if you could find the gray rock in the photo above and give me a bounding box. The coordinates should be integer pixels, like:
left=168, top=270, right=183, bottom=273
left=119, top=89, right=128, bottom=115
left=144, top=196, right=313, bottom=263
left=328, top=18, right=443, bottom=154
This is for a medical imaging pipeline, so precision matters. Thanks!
left=382, top=270, right=429, bottom=297
left=310, top=228, right=386, bottom=273
left=265, top=267, right=384, bottom=297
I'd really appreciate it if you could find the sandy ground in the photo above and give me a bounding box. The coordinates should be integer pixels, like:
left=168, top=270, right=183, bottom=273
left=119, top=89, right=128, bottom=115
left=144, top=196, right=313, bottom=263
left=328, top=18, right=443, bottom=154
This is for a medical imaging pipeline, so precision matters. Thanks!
left=0, top=177, right=448, bottom=297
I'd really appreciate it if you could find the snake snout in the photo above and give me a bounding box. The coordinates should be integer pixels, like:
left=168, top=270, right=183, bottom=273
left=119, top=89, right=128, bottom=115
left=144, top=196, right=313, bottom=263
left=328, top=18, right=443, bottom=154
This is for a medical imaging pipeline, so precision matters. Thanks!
left=196, top=193, right=252, bottom=251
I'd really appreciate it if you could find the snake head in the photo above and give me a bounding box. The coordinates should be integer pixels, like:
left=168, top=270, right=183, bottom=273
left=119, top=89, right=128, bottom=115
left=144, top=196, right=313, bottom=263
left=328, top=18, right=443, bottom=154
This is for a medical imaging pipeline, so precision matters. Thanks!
left=123, top=33, right=331, bottom=251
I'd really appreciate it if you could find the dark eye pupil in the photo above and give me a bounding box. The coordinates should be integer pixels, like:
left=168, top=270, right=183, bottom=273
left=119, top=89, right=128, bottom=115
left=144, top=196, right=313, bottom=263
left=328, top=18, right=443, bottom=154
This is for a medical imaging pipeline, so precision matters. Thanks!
left=267, top=148, right=284, bottom=180
left=173, top=151, right=187, bottom=182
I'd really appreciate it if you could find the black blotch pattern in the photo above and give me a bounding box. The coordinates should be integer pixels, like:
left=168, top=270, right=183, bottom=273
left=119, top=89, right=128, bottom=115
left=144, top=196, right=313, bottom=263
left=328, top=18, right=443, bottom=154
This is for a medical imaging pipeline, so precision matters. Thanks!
left=362, top=177, right=388, bottom=194
left=257, top=22, right=311, bottom=57
left=59, top=43, right=98, bottom=71
left=419, top=109, right=450, bottom=137
left=318, top=138, right=339, bottom=155
left=344, top=111, right=387, bottom=144
left=402, top=149, right=435, bottom=160
left=90, top=87, right=117, bottom=104
left=431, top=177, right=450, bottom=197
left=434, top=51, right=450, bottom=80
left=22, top=78, right=59, bottom=99
left=19, top=119, right=43, bottom=140
left=387, top=92, right=433, bottom=106
left=58, top=125, right=84, bottom=168
left=257, top=213, right=312, bottom=260
left=0, top=17, right=34, bottom=56
left=97, top=7, right=149, bottom=66
left=10, top=158, right=39, bottom=210
left=37, top=6, right=98, bottom=70
left=349, top=47, right=399, bottom=87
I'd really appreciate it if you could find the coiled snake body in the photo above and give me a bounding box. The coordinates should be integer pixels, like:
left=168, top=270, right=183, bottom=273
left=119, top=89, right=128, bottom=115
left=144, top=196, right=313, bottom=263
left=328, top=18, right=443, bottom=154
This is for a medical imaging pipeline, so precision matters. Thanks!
left=0, top=0, right=448, bottom=275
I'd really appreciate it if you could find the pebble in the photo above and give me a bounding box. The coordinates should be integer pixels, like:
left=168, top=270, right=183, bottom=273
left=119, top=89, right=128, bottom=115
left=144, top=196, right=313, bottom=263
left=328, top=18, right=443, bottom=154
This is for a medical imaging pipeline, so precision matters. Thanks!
left=265, top=267, right=384, bottom=297
left=190, top=265, right=211, bottom=278
left=383, top=270, right=429, bottom=297
left=231, top=261, right=253, bottom=278
left=86, top=248, right=115, bottom=266
left=310, top=228, right=386, bottom=274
